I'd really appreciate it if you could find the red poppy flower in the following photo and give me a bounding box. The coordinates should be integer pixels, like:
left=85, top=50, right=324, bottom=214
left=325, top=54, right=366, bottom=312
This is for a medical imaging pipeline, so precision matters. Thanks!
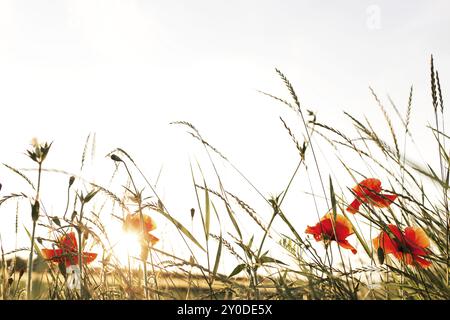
left=305, top=213, right=357, bottom=254
left=41, top=232, right=97, bottom=267
left=347, top=178, right=397, bottom=214
left=373, top=224, right=431, bottom=268
left=123, top=213, right=159, bottom=245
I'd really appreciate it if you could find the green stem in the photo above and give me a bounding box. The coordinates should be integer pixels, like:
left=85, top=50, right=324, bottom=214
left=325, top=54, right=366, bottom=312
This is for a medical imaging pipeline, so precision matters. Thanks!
left=123, top=162, right=151, bottom=299
left=26, top=221, right=36, bottom=299
left=26, top=162, right=41, bottom=300
left=78, top=201, right=85, bottom=298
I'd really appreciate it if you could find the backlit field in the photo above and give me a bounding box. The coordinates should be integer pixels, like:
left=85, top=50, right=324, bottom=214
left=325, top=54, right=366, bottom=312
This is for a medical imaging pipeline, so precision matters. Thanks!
left=1, top=57, right=449, bottom=300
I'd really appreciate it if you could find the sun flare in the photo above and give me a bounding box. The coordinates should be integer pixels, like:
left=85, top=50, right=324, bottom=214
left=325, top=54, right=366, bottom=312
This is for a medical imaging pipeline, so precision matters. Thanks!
left=113, top=232, right=143, bottom=267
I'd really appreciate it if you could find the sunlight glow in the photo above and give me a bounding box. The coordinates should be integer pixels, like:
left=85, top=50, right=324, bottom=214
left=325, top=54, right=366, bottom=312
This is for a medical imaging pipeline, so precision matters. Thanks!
left=113, top=232, right=143, bottom=267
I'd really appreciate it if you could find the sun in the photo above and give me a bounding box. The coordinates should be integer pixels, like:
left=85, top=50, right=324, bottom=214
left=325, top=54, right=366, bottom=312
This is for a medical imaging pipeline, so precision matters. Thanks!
left=112, top=231, right=143, bottom=267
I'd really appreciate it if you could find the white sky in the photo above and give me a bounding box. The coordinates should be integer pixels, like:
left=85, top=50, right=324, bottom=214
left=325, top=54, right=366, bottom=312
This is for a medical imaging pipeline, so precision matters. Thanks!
left=0, top=0, right=449, bottom=273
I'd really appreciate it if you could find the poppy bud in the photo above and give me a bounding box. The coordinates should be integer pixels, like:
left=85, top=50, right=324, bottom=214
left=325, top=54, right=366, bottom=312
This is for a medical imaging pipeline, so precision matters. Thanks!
left=52, top=216, right=61, bottom=227
left=69, top=176, right=75, bottom=188
left=377, top=247, right=385, bottom=265
left=190, top=208, right=195, bottom=219
left=58, top=262, right=67, bottom=278
left=71, top=210, right=78, bottom=221
left=111, top=154, right=122, bottom=162
left=31, top=200, right=40, bottom=222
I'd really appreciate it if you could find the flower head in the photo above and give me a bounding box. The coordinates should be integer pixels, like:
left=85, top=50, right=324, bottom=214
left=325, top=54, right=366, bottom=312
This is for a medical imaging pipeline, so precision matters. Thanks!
left=305, top=213, right=357, bottom=254
left=373, top=224, right=432, bottom=268
left=123, top=213, right=159, bottom=245
left=41, top=232, right=97, bottom=267
left=347, top=178, right=397, bottom=214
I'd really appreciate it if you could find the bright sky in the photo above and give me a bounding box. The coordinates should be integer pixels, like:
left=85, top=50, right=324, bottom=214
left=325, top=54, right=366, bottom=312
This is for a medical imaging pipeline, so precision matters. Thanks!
left=0, top=1, right=449, bottom=273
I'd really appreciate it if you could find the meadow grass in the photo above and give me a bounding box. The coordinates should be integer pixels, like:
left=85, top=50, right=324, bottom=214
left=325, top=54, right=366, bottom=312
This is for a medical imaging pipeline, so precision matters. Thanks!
left=0, top=56, right=449, bottom=300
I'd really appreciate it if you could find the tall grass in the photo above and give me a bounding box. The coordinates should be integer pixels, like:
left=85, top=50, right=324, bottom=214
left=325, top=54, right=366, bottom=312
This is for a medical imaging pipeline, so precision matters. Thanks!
left=0, top=57, right=449, bottom=300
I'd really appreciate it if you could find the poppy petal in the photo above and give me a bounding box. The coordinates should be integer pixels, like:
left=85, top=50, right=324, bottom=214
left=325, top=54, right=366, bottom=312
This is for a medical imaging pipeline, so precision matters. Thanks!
left=59, top=232, right=78, bottom=252
left=83, top=252, right=97, bottom=264
left=62, top=252, right=97, bottom=267
left=124, top=213, right=157, bottom=234
left=393, top=252, right=414, bottom=265
left=61, top=253, right=79, bottom=267
left=353, top=178, right=382, bottom=195
left=404, top=227, right=430, bottom=249
left=143, top=215, right=157, bottom=232
left=360, top=178, right=382, bottom=192
left=41, top=248, right=64, bottom=262
left=305, top=224, right=323, bottom=241
left=370, top=193, right=397, bottom=208
left=338, top=240, right=357, bottom=254
left=387, top=225, right=403, bottom=240
left=145, top=233, right=159, bottom=245
left=346, top=199, right=361, bottom=214
left=334, top=214, right=354, bottom=235
left=373, top=228, right=399, bottom=254
left=413, top=255, right=432, bottom=268
left=333, top=221, right=352, bottom=240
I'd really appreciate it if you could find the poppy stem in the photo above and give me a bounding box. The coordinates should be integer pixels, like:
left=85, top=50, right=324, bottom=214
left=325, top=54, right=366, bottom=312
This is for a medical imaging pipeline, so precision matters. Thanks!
left=122, top=161, right=151, bottom=299
left=26, top=161, right=42, bottom=300
left=26, top=220, right=36, bottom=300
left=76, top=201, right=86, bottom=298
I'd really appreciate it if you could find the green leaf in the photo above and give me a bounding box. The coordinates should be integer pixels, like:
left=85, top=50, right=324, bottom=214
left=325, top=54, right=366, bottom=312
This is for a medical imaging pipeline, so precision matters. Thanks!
left=237, top=241, right=254, bottom=260
left=225, top=203, right=242, bottom=239
left=228, top=264, right=246, bottom=278
left=212, top=233, right=222, bottom=280
left=329, top=176, right=337, bottom=221
left=24, top=226, right=44, bottom=260
left=204, top=181, right=210, bottom=240
left=248, top=235, right=254, bottom=249
left=83, top=189, right=99, bottom=203
left=258, top=255, right=287, bottom=266
left=343, top=211, right=371, bottom=257
left=153, top=208, right=205, bottom=252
